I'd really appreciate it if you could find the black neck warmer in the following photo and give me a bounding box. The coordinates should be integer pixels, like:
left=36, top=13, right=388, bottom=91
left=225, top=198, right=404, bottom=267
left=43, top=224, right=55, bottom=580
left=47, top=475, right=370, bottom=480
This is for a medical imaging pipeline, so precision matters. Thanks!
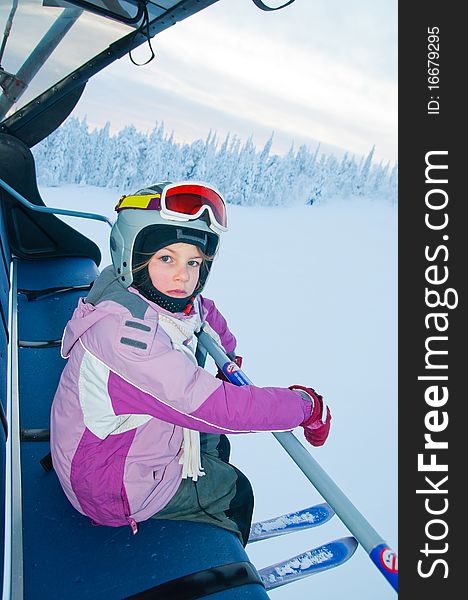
left=133, top=266, right=195, bottom=314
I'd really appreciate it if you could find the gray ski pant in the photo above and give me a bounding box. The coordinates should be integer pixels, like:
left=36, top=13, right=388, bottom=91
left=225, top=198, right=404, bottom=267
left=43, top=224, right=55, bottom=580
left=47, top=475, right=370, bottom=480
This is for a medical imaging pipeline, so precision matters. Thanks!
left=151, top=433, right=254, bottom=546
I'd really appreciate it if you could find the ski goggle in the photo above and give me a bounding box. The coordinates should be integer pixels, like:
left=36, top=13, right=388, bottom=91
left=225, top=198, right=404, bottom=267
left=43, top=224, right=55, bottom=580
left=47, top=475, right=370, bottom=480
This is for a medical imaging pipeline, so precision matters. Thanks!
left=116, top=183, right=228, bottom=233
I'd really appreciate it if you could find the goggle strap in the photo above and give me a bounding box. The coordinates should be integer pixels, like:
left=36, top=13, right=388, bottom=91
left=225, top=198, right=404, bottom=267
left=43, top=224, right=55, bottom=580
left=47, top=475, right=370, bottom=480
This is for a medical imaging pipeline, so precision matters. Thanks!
left=116, top=194, right=161, bottom=212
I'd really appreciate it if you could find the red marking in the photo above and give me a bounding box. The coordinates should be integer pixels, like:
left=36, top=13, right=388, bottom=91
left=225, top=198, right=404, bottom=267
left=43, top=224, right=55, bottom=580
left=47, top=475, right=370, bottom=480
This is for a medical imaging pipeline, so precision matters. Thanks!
left=380, top=548, right=398, bottom=573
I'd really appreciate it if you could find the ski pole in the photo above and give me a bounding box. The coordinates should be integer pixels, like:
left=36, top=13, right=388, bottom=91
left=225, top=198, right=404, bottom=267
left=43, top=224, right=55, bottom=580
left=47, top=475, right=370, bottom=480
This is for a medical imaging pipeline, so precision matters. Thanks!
left=196, top=328, right=398, bottom=593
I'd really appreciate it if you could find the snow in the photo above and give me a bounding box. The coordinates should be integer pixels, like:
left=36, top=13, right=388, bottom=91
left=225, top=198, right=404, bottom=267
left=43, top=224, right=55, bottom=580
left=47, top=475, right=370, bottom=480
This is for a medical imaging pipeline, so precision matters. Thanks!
left=251, top=508, right=324, bottom=535
left=41, top=184, right=397, bottom=600
left=275, top=548, right=334, bottom=575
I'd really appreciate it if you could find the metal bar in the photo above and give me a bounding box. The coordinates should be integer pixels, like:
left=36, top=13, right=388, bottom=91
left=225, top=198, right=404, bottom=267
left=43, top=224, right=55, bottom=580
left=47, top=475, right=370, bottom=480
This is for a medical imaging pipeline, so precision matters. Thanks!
left=18, top=340, right=61, bottom=348
left=18, top=283, right=92, bottom=301
left=2, top=259, right=24, bottom=599
left=66, top=0, right=145, bottom=25
left=20, top=428, right=50, bottom=442
left=0, top=0, right=19, bottom=64
left=0, top=176, right=114, bottom=228
left=196, top=329, right=398, bottom=592
left=0, top=8, right=83, bottom=120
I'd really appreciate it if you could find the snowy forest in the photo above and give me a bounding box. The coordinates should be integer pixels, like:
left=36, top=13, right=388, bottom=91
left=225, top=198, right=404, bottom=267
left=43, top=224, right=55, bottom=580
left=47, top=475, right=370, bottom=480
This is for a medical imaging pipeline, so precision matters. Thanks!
left=33, top=117, right=397, bottom=206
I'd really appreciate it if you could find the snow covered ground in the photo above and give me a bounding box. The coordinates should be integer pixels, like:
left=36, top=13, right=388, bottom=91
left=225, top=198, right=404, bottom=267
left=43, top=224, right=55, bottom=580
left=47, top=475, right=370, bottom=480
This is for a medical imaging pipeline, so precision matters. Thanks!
left=41, top=184, right=397, bottom=600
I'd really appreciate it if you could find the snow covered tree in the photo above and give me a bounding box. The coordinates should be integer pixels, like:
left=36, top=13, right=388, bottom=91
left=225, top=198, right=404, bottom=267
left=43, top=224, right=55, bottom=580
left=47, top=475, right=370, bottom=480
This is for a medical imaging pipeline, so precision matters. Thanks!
left=33, top=119, right=397, bottom=205
left=357, top=145, right=375, bottom=196
left=88, top=122, right=112, bottom=186
left=107, top=125, right=143, bottom=191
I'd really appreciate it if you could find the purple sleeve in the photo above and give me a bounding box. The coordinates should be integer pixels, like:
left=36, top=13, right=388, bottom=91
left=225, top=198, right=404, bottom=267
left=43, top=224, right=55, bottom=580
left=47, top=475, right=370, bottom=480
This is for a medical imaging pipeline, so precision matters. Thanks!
left=108, top=372, right=311, bottom=434
left=200, top=296, right=237, bottom=354
left=191, top=383, right=311, bottom=432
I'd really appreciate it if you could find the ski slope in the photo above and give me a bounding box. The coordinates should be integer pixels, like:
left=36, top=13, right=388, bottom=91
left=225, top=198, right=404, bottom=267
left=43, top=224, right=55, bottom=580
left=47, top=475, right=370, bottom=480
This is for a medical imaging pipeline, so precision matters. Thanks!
left=41, top=184, right=397, bottom=600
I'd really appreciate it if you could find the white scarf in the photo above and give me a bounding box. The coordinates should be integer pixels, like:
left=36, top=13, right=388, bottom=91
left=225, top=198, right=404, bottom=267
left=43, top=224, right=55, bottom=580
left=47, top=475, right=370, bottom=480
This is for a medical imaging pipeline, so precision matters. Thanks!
left=157, top=310, right=206, bottom=482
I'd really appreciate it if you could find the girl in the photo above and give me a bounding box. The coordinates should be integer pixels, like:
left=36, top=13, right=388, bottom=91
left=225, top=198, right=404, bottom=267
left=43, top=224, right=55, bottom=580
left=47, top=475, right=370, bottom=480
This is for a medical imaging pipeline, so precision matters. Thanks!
left=50, top=181, right=331, bottom=546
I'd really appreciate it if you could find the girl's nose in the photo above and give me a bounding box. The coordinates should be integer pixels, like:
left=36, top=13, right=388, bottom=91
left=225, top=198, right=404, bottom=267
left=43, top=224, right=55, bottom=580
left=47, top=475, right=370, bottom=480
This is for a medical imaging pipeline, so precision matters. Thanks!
left=174, top=265, right=189, bottom=282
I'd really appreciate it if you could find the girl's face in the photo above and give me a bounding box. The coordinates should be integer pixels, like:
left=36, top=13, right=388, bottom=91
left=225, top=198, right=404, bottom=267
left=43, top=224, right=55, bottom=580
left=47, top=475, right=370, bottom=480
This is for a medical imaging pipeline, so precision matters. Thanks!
left=147, top=243, right=203, bottom=298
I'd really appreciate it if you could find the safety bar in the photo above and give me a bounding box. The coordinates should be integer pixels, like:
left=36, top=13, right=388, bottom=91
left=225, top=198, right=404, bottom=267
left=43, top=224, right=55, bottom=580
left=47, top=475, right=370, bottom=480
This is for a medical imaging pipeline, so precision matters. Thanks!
left=0, top=177, right=113, bottom=228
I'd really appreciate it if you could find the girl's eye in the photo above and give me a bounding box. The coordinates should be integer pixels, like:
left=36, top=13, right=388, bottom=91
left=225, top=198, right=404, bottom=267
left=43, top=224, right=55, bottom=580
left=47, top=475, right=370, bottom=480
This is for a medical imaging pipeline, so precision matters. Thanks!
left=159, top=255, right=172, bottom=263
left=188, top=260, right=201, bottom=268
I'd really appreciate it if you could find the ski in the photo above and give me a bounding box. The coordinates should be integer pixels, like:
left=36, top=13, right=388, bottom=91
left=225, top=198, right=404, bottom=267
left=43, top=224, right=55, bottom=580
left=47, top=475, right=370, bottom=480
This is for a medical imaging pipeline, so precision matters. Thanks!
left=258, top=536, right=358, bottom=590
left=248, top=502, right=334, bottom=544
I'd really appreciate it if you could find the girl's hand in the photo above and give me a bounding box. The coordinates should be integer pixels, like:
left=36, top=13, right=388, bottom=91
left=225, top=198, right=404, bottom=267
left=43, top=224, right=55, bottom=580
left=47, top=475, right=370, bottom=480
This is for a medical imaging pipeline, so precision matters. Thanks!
left=289, top=385, right=332, bottom=447
left=215, top=355, right=243, bottom=382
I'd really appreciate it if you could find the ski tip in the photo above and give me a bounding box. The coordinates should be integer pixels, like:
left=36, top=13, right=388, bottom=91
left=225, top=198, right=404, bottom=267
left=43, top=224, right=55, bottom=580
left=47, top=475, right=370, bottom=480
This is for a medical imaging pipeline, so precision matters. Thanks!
left=317, top=502, right=335, bottom=519
left=338, top=535, right=359, bottom=556
left=258, top=536, right=358, bottom=591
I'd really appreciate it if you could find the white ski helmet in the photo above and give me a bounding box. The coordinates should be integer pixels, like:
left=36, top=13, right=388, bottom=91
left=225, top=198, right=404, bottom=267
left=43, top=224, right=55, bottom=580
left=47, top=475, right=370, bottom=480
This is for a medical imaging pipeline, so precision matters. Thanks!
left=110, top=181, right=228, bottom=289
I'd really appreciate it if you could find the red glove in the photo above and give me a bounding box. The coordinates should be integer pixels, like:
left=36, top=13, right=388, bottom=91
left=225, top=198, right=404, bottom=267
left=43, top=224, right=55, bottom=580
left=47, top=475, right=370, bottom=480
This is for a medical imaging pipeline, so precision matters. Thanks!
left=216, top=355, right=243, bottom=382
left=289, top=385, right=331, bottom=447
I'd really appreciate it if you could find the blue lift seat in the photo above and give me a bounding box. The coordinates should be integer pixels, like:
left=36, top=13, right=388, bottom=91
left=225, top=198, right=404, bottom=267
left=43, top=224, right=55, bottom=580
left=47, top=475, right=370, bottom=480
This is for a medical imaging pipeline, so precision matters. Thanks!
left=15, top=256, right=267, bottom=599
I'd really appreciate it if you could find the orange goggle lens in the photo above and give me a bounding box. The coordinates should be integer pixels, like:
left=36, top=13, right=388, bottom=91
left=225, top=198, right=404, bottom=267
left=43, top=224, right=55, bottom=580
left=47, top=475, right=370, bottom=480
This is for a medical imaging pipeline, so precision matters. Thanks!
left=164, top=185, right=227, bottom=229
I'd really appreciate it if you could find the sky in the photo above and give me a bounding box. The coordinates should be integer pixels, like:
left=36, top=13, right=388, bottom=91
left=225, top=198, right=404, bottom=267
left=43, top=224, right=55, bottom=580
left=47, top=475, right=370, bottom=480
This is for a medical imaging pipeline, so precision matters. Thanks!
left=73, top=0, right=398, bottom=164
left=43, top=183, right=398, bottom=600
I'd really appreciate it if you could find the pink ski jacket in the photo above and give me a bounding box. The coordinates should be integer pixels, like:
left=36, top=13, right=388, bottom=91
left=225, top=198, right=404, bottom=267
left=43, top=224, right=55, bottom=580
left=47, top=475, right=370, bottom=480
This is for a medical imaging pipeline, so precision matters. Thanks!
left=50, top=267, right=311, bottom=530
